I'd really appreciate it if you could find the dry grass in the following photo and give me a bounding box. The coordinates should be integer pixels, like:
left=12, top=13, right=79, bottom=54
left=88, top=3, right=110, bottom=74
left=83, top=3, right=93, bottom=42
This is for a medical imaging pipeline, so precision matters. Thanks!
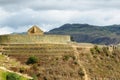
left=0, top=43, right=120, bottom=80
left=75, top=44, right=120, bottom=79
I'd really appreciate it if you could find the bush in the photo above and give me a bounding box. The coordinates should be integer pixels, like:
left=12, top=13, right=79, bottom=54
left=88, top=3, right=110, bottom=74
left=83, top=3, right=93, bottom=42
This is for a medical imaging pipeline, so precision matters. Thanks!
left=19, top=67, right=25, bottom=73
left=31, top=64, right=38, bottom=71
left=6, top=73, right=20, bottom=80
left=90, top=48, right=95, bottom=54
left=90, top=45, right=112, bottom=57
left=71, top=36, right=74, bottom=41
left=102, top=47, right=110, bottom=56
left=94, top=45, right=101, bottom=54
left=32, top=74, right=38, bottom=80
left=78, top=68, right=85, bottom=77
left=90, top=45, right=102, bottom=54
left=112, top=46, right=120, bottom=58
left=63, top=55, right=76, bottom=61
left=63, top=55, right=70, bottom=61
left=26, top=56, right=38, bottom=65
left=71, top=56, right=76, bottom=60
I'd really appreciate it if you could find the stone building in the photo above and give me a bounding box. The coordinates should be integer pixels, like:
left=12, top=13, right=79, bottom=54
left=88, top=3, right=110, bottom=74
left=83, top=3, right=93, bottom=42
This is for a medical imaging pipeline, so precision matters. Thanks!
left=0, top=25, right=71, bottom=44
left=27, top=25, right=44, bottom=35
left=0, top=25, right=73, bottom=57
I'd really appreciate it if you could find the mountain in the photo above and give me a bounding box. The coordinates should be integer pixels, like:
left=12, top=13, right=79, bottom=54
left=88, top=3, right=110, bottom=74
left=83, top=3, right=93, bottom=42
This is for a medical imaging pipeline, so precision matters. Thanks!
left=48, top=24, right=120, bottom=45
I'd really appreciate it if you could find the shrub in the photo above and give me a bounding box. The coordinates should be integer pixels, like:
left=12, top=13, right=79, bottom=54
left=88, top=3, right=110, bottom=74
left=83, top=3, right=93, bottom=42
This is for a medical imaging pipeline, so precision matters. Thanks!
left=94, top=45, right=101, bottom=54
left=112, top=46, right=120, bottom=59
left=74, top=61, right=78, bottom=65
left=31, top=64, right=38, bottom=71
left=6, top=73, right=20, bottom=80
left=63, top=55, right=76, bottom=61
left=71, top=55, right=76, bottom=60
left=63, top=55, right=70, bottom=61
left=90, top=45, right=103, bottom=54
left=43, top=76, right=47, bottom=80
left=19, top=67, right=25, bottom=73
left=102, top=47, right=110, bottom=56
left=26, top=56, right=38, bottom=65
left=71, top=36, right=74, bottom=41
left=78, top=68, right=85, bottom=77
left=32, top=74, right=38, bottom=80
left=90, top=48, right=95, bottom=54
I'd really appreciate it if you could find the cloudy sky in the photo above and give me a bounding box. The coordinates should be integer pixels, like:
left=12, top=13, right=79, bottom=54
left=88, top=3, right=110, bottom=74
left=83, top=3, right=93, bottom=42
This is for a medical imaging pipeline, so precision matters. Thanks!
left=0, top=0, right=120, bottom=34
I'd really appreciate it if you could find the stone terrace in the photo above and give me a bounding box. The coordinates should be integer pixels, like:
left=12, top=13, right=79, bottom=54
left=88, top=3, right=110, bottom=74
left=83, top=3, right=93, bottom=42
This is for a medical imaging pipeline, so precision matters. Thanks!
left=0, top=44, right=74, bottom=62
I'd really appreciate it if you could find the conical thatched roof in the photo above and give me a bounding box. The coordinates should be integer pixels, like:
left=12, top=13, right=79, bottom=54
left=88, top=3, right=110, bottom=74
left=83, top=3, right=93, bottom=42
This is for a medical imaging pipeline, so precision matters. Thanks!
left=27, top=25, right=44, bottom=35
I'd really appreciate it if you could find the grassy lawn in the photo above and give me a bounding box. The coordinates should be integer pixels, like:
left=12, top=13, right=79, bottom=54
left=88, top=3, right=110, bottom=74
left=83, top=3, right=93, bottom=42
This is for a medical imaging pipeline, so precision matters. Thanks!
left=0, top=69, right=8, bottom=80
left=0, top=69, right=30, bottom=80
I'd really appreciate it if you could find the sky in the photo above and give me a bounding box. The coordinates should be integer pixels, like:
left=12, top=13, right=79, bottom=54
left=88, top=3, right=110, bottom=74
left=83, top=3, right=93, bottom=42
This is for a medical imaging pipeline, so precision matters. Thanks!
left=0, top=0, right=120, bottom=34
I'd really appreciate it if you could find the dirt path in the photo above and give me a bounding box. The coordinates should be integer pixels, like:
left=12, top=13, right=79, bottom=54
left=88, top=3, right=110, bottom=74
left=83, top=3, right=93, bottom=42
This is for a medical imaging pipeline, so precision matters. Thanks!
left=0, top=66, right=33, bottom=79
left=71, top=44, right=89, bottom=80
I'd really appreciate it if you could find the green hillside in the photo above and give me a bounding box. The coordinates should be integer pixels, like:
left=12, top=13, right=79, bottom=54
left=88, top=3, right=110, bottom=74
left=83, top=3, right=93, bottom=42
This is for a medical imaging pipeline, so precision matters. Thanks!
left=0, top=69, right=30, bottom=80
left=48, top=24, right=120, bottom=45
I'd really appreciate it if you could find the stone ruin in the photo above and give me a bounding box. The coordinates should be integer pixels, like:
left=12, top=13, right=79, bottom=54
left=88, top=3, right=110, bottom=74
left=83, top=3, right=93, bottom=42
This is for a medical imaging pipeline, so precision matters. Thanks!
left=0, top=25, right=73, bottom=60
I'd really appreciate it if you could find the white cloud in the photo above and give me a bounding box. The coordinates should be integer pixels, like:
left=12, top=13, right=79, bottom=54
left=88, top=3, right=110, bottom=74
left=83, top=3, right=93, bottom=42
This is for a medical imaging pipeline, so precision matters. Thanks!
left=0, top=26, right=13, bottom=35
left=0, top=0, right=120, bottom=34
left=0, top=0, right=120, bottom=11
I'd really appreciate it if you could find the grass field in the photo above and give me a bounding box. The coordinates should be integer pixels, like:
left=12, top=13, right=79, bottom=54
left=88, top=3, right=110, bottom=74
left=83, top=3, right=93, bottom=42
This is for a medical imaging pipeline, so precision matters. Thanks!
left=0, top=69, right=30, bottom=80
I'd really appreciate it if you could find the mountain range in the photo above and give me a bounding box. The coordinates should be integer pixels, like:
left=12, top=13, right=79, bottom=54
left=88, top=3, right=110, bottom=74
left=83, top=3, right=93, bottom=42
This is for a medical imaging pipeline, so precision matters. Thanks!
left=48, top=24, right=120, bottom=45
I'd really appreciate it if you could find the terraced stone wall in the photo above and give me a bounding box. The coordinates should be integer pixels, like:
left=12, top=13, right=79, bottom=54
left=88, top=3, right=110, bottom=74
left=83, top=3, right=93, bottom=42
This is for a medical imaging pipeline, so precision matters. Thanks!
left=0, top=43, right=74, bottom=62
left=0, top=34, right=71, bottom=44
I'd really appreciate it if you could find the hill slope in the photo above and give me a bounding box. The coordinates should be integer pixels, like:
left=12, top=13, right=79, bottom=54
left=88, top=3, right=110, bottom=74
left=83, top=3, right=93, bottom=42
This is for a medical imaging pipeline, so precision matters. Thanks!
left=0, top=43, right=120, bottom=80
left=48, top=24, right=120, bottom=45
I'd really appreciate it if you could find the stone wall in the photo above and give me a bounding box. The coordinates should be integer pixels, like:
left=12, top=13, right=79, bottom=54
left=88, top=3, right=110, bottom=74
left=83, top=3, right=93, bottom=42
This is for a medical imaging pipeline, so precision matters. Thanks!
left=0, top=34, right=71, bottom=44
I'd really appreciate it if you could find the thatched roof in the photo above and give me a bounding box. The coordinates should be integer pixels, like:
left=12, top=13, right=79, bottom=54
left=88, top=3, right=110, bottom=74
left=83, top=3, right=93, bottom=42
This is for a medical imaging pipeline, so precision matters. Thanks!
left=27, top=25, right=44, bottom=35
